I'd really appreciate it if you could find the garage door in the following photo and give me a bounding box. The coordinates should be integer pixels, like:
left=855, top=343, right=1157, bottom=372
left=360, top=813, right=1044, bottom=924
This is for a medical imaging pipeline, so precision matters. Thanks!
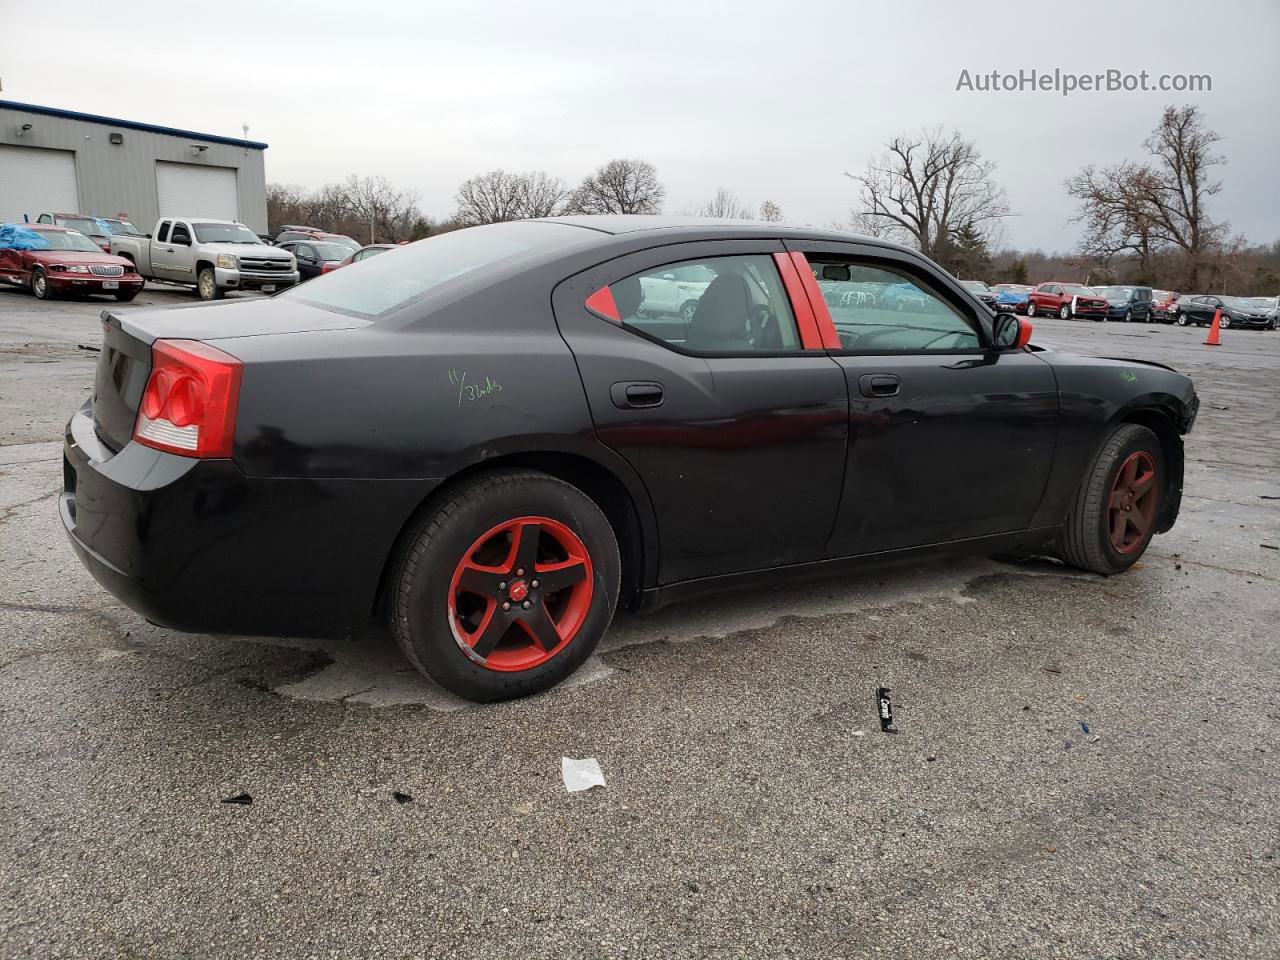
left=0, top=144, right=79, bottom=224
left=156, top=162, right=238, bottom=220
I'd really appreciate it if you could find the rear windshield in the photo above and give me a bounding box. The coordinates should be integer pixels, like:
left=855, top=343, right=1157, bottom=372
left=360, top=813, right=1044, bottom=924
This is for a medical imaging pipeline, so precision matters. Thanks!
left=281, top=222, right=590, bottom=319
left=312, top=242, right=353, bottom=260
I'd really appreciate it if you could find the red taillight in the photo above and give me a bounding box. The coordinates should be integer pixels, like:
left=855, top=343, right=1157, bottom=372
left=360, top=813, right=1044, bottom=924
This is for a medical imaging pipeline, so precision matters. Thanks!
left=321, top=261, right=338, bottom=273
left=133, top=339, right=242, bottom=458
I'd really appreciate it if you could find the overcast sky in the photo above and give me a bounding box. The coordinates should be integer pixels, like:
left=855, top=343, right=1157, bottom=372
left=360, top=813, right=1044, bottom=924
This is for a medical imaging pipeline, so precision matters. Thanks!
left=2, top=0, right=1277, bottom=250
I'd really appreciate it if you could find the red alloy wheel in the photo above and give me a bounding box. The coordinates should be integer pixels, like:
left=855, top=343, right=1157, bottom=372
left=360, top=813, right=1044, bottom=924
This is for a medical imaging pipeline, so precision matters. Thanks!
left=447, top=516, right=594, bottom=672
left=1107, top=451, right=1159, bottom=554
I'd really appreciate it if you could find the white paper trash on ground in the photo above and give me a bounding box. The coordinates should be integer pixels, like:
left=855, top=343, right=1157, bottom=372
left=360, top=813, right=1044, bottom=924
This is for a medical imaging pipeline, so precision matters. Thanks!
left=561, top=757, right=606, bottom=792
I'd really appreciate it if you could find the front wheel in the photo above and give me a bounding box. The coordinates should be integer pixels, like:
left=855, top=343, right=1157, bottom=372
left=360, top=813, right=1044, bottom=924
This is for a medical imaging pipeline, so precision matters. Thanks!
left=1176, top=314, right=1189, bottom=326
left=1026, top=301, right=1037, bottom=318
left=1058, top=423, right=1163, bottom=575
left=1059, top=303, right=1071, bottom=320
left=390, top=470, right=620, bottom=702
left=679, top=300, right=698, bottom=322
left=197, top=267, right=224, bottom=301
left=1218, top=315, right=1231, bottom=329
left=31, top=267, right=56, bottom=300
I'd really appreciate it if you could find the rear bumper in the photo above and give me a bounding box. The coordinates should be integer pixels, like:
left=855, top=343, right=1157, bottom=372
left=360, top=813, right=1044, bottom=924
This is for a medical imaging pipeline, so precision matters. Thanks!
left=61, top=403, right=436, bottom=640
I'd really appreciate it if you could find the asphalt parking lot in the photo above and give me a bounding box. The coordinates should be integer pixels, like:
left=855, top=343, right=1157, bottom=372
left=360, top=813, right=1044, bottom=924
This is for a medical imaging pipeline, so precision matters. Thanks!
left=1, top=286, right=1278, bottom=959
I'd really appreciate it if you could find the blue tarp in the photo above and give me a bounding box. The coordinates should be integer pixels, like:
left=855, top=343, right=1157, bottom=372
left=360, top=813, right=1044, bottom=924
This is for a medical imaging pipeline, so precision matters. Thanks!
left=996, top=289, right=1029, bottom=305
left=0, top=224, right=50, bottom=250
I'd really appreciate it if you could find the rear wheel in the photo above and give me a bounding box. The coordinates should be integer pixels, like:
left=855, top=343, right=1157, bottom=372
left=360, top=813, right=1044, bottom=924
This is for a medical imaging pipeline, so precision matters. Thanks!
left=390, top=470, right=620, bottom=702
left=1058, top=423, right=1163, bottom=575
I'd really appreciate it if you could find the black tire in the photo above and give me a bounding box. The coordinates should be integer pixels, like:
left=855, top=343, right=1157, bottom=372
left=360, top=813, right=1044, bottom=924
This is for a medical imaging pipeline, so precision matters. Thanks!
left=1026, top=301, right=1037, bottom=318
left=1058, top=303, right=1071, bottom=320
left=1218, top=315, right=1231, bottom=329
left=197, top=267, right=224, bottom=301
left=1123, top=309, right=1132, bottom=323
left=679, top=300, right=698, bottom=322
left=390, top=470, right=621, bottom=702
left=1176, top=314, right=1189, bottom=326
left=1058, top=423, right=1164, bottom=576
left=30, top=267, right=56, bottom=300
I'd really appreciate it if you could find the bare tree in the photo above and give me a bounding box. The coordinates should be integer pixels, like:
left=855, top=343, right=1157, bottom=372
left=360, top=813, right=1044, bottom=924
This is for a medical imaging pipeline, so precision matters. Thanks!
left=695, top=187, right=753, bottom=219
left=454, top=169, right=569, bottom=226
left=567, top=159, right=665, bottom=215
left=344, top=175, right=420, bottom=243
left=845, top=128, right=1010, bottom=261
left=1067, top=105, right=1226, bottom=290
left=758, top=200, right=783, bottom=222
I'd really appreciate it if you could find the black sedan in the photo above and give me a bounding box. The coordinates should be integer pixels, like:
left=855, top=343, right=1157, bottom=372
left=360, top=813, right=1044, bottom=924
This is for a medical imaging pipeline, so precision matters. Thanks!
left=958, top=279, right=998, bottom=310
left=61, top=218, right=1199, bottom=702
left=1175, top=294, right=1274, bottom=330
left=276, top=240, right=352, bottom=281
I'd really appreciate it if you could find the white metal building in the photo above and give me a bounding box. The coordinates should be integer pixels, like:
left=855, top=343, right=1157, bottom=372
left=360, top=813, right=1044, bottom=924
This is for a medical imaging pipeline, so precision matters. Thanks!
left=0, top=100, right=269, bottom=234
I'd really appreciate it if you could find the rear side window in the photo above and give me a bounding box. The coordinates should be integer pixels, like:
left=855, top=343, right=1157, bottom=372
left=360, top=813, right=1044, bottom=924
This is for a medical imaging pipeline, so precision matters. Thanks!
left=608, top=255, right=801, bottom=354
left=803, top=259, right=979, bottom=352
left=156, top=221, right=171, bottom=242
left=281, top=221, right=590, bottom=319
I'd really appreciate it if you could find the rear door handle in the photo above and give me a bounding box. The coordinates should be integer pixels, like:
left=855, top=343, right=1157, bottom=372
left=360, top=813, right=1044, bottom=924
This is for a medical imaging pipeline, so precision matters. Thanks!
left=858, top=374, right=900, bottom=398
left=610, top=381, right=664, bottom=409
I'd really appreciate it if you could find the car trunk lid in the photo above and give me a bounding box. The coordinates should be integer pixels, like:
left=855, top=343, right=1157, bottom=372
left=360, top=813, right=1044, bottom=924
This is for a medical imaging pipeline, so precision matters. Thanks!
left=91, top=299, right=368, bottom=452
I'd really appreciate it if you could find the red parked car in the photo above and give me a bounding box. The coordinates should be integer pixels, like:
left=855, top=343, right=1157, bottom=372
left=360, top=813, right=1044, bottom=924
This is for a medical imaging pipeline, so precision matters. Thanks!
left=1026, top=282, right=1108, bottom=321
left=1151, top=289, right=1180, bottom=323
left=0, top=224, right=144, bottom=301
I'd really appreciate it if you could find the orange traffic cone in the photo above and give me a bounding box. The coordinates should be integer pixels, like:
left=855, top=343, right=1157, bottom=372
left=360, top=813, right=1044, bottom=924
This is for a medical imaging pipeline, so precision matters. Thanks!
left=1203, top=308, right=1222, bottom=346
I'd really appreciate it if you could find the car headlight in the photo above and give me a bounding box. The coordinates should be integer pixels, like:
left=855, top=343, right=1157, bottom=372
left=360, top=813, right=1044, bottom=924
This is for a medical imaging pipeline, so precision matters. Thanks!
left=58, top=264, right=88, bottom=273
left=216, top=254, right=238, bottom=269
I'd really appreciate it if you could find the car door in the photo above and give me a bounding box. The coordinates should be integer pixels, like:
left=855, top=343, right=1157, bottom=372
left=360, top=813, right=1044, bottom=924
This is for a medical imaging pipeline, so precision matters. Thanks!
left=784, top=240, right=1059, bottom=556
left=294, top=243, right=320, bottom=279
left=552, top=240, right=849, bottom=584
left=152, top=220, right=193, bottom=281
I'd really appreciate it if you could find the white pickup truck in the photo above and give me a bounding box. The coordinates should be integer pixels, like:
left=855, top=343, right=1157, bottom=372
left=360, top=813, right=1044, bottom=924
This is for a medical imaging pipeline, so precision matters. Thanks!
left=109, top=218, right=299, bottom=301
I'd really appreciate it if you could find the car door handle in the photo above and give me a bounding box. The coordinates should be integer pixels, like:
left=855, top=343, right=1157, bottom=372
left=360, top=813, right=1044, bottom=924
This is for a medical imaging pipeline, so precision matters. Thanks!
left=858, top=374, right=900, bottom=398
left=610, top=381, right=664, bottom=409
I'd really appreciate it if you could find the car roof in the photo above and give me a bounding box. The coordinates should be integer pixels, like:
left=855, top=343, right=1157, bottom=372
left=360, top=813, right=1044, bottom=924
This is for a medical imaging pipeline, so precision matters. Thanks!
left=526, top=215, right=923, bottom=257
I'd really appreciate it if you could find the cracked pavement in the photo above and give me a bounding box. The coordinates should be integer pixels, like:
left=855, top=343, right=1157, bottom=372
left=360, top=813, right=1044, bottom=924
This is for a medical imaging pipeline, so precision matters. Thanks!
left=1, top=287, right=1278, bottom=958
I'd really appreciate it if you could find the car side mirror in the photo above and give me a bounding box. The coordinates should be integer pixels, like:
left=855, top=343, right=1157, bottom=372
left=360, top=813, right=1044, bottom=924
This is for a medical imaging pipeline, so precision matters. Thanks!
left=662, top=273, right=675, bottom=281
left=992, top=312, right=1032, bottom=351
left=145, top=233, right=152, bottom=239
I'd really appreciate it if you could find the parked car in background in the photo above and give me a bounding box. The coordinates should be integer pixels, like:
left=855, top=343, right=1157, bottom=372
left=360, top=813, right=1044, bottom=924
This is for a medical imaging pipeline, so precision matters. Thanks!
left=1175, top=295, right=1274, bottom=330
left=96, top=217, right=147, bottom=240
left=337, top=243, right=398, bottom=268
left=879, top=281, right=930, bottom=311
left=992, top=283, right=1033, bottom=314
left=1093, top=285, right=1154, bottom=322
left=1151, top=289, right=1180, bottom=322
left=959, top=279, right=998, bottom=309
left=1027, top=282, right=1108, bottom=320
left=60, top=217, right=1198, bottom=702
left=35, top=213, right=112, bottom=252
left=1243, top=296, right=1278, bottom=330
left=0, top=224, right=143, bottom=301
left=277, top=240, right=352, bottom=281
left=111, top=218, right=298, bottom=300
left=273, top=225, right=360, bottom=250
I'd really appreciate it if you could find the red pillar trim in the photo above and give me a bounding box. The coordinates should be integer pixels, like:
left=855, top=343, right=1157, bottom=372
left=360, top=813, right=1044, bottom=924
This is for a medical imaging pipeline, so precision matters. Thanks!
left=788, top=252, right=841, bottom=349
left=772, top=252, right=824, bottom=350
left=585, top=285, right=621, bottom=323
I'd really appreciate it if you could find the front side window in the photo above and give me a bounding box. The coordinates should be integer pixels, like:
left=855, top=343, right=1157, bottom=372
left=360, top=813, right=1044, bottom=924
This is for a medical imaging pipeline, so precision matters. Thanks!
left=609, top=254, right=801, bottom=353
left=803, top=259, right=980, bottom=352
left=169, top=223, right=192, bottom=244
